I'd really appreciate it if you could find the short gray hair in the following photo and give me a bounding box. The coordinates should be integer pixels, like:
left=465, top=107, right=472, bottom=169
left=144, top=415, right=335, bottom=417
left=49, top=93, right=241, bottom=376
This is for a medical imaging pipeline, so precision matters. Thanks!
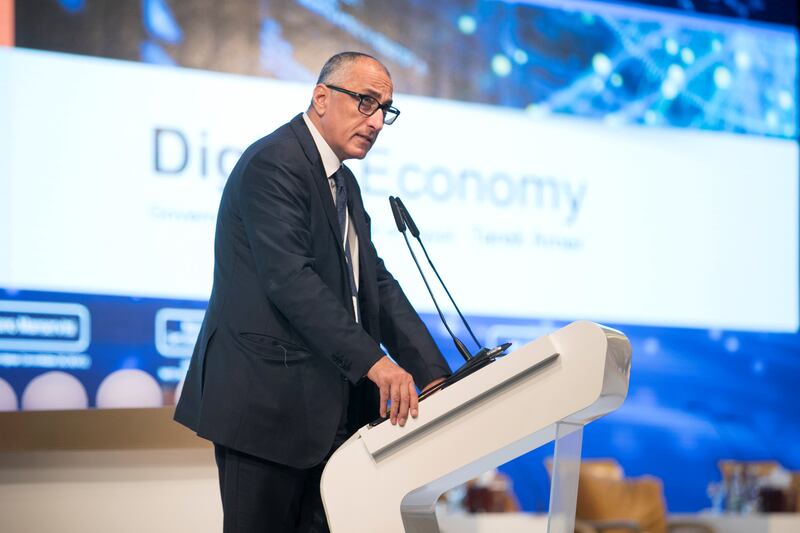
left=316, top=52, right=391, bottom=85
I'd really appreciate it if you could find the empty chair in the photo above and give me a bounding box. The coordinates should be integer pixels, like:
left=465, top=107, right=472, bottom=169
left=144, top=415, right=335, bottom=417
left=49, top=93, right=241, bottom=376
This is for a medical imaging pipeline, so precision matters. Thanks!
left=546, top=458, right=714, bottom=533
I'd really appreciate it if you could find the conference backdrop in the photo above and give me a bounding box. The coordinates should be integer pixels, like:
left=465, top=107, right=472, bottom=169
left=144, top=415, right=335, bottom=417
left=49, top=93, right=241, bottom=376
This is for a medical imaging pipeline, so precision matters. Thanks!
left=1, top=0, right=798, bottom=511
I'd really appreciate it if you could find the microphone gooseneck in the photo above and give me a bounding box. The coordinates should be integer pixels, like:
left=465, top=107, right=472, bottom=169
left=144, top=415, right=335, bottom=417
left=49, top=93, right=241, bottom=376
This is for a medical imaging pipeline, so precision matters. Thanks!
left=394, top=197, right=482, bottom=351
left=367, top=196, right=513, bottom=425
left=389, top=197, right=472, bottom=363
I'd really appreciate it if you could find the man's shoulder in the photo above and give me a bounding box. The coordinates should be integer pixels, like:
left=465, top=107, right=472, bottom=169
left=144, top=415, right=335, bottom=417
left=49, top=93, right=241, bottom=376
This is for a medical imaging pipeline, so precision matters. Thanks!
left=242, top=115, right=306, bottom=164
left=224, top=114, right=316, bottom=193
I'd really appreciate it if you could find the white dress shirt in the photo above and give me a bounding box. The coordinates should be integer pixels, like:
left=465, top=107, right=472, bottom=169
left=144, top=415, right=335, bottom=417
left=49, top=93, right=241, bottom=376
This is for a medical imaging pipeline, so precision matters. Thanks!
left=302, top=113, right=360, bottom=321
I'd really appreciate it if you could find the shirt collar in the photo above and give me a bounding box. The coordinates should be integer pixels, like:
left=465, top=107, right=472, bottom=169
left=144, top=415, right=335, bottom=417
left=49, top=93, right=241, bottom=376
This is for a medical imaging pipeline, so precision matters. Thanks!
left=302, top=112, right=341, bottom=179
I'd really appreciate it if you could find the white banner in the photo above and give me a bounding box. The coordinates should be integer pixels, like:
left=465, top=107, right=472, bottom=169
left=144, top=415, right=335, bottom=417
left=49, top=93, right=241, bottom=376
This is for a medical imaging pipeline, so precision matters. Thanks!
left=1, top=48, right=797, bottom=331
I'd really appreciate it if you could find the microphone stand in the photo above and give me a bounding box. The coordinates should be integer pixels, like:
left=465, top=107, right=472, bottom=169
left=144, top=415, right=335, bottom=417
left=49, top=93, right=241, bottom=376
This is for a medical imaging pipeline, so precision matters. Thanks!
left=395, top=197, right=483, bottom=351
left=388, top=197, right=512, bottom=400
left=390, top=197, right=472, bottom=362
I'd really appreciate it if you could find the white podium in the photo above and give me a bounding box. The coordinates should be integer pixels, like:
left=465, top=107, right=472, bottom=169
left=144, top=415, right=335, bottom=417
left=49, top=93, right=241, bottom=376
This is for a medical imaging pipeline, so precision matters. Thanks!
left=321, top=321, right=632, bottom=533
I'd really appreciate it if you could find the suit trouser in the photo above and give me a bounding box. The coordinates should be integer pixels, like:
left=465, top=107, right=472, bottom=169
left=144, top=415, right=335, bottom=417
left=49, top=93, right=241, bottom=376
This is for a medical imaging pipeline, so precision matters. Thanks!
left=214, top=379, right=350, bottom=533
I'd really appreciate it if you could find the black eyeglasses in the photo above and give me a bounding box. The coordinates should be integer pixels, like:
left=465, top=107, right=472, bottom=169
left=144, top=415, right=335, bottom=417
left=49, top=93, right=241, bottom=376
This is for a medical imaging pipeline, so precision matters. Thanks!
left=325, top=84, right=400, bottom=125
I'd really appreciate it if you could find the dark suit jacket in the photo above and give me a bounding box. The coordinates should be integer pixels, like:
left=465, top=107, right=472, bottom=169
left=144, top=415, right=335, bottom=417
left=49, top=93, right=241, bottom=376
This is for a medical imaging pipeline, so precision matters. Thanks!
left=174, top=114, right=450, bottom=468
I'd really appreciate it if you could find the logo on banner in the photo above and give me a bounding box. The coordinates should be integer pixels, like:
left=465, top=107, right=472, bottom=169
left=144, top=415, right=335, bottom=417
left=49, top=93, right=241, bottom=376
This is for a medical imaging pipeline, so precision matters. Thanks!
left=0, top=300, right=91, bottom=353
left=155, top=308, right=205, bottom=358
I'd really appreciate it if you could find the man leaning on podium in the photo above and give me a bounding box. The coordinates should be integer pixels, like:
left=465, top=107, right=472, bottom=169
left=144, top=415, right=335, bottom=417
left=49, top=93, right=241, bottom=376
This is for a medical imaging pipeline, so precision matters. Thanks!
left=174, top=51, right=451, bottom=533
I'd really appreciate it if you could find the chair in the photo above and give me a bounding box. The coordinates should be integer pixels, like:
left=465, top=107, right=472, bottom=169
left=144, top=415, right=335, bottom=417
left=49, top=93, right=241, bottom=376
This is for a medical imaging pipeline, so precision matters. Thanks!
left=546, top=458, right=715, bottom=533
left=791, top=472, right=800, bottom=512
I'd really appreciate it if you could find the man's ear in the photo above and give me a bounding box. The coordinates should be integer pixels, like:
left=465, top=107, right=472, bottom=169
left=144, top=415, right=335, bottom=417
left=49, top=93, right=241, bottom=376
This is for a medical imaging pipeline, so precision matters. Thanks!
left=310, top=84, right=329, bottom=117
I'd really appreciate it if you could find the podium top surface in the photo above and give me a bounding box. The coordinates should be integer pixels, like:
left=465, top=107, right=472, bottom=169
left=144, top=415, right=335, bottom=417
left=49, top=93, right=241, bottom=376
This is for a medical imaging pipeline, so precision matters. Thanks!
left=357, top=321, right=631, bottom=458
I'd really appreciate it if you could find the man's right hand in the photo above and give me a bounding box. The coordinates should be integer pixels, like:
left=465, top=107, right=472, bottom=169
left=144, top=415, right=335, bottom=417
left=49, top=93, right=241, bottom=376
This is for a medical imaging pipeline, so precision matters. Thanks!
left=366, top=356, right=418, bottom=427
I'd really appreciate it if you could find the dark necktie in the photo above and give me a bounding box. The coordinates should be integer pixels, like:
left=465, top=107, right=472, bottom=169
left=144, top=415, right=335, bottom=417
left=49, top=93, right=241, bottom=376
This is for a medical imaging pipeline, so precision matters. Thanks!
left=332, top=170, right=360, bottom=323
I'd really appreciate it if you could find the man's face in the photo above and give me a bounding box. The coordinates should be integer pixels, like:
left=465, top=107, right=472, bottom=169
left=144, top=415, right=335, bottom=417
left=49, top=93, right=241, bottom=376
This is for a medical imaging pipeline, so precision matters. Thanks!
left=313, top=59, right=393, bottom=161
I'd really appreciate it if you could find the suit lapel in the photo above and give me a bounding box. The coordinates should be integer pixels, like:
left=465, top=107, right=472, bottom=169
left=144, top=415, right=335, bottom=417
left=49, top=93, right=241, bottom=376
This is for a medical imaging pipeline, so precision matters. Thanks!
left=288, top=115, right=344, bottom=248
left=289, top=115, right=378, bottom=330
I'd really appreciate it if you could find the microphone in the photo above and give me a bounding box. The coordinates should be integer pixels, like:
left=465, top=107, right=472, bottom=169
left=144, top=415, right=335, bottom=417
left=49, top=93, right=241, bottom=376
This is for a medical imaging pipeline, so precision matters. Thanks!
left=367, top=196, right=513, bottom=425
left=394, top=197, right=482, bottom=351
left=389, top=197, right=473, bottom=363
left=389, top=195, right=407, bottom=233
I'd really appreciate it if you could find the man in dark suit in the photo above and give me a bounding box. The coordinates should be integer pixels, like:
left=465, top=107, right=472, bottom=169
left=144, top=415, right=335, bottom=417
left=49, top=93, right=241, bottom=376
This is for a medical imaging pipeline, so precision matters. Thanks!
left=174, top=51, right=451, bottom=532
